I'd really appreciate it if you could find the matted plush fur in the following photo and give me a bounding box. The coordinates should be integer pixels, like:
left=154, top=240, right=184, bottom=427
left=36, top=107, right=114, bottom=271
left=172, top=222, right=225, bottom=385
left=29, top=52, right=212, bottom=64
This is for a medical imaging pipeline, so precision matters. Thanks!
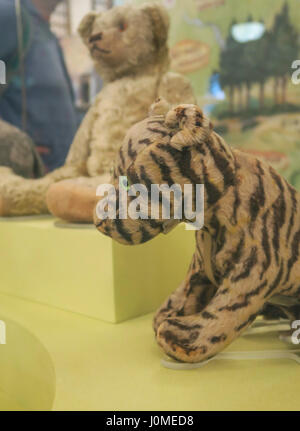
left=94, top=100, right=300, bottom=363
left=0, top=3, right=195, bottom=220
left=0, top=119, right=44, bottom=179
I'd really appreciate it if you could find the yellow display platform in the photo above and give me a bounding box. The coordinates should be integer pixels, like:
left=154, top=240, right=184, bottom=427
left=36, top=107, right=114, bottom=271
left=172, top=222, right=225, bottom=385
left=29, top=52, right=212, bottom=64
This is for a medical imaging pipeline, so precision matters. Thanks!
left=0, top=217, right=194, bottom=323
left=0, top=293, right=299, bottom=411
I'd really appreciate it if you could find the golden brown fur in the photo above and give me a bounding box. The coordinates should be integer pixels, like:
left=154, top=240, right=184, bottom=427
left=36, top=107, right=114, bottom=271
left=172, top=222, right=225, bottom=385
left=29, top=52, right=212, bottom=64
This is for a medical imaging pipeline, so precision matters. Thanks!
left=0, top=3, right=195, bottom=220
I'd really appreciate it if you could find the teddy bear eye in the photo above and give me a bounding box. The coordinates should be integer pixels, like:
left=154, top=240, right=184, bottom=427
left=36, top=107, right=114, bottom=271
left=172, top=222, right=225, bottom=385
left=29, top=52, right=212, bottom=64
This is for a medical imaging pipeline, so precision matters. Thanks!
left=118, top=20, right=127, bottom=32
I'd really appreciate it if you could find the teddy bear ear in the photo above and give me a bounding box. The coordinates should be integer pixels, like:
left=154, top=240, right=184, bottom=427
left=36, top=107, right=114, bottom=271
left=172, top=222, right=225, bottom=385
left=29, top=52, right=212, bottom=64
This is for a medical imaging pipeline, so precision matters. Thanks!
left=140, top=3, right=170, bottom=51
left=78, top=12, right=98, bottom=42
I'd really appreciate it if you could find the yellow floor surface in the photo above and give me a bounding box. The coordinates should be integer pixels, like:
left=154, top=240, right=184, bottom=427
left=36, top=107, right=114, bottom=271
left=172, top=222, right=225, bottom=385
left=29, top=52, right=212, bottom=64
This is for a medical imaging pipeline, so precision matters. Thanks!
left=0, top=293, right=300, bottom=411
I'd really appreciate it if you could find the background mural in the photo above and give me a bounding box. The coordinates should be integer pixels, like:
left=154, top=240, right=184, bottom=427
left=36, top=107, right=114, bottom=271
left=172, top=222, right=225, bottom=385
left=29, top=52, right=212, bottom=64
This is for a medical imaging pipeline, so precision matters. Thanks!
left=134, top=0, right=300, bottom=190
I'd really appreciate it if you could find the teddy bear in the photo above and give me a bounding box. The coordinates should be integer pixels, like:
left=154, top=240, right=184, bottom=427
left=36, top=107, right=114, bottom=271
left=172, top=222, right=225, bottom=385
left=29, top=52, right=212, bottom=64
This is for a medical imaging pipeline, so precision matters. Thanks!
left=0, top=2, right=195, bottom=221
left=94, top=99, right=300, bottom=363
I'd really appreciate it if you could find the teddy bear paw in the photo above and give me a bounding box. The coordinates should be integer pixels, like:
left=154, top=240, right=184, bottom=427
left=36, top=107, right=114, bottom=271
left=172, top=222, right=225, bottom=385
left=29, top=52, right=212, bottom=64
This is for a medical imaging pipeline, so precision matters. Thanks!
left=46, top=178, right=101, bottom=223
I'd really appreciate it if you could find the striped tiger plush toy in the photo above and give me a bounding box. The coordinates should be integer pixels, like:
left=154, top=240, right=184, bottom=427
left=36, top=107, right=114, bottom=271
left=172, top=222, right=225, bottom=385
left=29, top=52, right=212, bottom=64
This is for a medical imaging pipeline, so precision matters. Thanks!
left=94, top=99, right=300, bottom=363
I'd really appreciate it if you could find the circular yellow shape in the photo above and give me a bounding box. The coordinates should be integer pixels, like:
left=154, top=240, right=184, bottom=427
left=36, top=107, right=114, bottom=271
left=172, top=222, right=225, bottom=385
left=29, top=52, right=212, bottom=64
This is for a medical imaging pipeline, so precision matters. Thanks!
left=0, top=316, right=56, bottom=411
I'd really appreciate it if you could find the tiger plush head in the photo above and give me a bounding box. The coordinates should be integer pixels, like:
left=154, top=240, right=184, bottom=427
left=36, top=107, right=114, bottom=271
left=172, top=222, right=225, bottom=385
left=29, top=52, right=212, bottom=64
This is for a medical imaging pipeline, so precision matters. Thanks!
left=94, top=99, right=236, bottom=245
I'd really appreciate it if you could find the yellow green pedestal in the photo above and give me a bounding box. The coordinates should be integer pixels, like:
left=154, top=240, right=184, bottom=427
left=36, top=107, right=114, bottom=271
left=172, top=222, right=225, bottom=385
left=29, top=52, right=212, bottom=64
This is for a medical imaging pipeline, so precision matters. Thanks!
left=0, top=217, right=194, bottom=323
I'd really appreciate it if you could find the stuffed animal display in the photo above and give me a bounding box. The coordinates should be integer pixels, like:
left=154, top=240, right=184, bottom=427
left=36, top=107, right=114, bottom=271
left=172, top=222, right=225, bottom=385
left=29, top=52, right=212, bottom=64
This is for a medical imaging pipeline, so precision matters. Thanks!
left=94, top=100, right=300, bottom=363
left=0, top=119, right=44, bottom=179
left=0, top=3, right=195, bottom=221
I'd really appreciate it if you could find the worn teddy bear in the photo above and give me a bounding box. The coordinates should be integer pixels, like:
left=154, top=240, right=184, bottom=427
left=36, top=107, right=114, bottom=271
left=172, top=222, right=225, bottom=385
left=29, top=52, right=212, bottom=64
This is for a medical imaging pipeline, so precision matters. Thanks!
left=94, top=100, right=300, bottom=363
left=0, top=3, right=195, bottom=221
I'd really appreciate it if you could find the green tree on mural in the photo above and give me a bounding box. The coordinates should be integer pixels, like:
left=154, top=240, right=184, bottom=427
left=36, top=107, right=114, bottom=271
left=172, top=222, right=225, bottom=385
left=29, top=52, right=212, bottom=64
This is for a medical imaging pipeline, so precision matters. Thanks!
left=239, top=15, right=257, bottom=110
left=220, top=16, right=271, bottom=112
left=252, top=24, right=272, bottom=109
left=219, top=1, right=299, bottom=114
left=268, top=1, right=298, bottom=104
left=219, top=20, right=244, bottom=113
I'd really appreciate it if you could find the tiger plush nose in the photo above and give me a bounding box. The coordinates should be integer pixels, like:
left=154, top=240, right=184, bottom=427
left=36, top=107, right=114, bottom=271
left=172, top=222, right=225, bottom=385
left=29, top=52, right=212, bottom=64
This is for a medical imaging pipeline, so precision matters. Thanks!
left=89, top=32, right=103, bottom=44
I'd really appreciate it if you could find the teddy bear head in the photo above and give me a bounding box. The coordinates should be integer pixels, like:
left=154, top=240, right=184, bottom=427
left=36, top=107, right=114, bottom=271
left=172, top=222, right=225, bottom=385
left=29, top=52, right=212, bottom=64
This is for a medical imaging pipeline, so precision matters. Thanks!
left=78, top=2, right=170, bottom=82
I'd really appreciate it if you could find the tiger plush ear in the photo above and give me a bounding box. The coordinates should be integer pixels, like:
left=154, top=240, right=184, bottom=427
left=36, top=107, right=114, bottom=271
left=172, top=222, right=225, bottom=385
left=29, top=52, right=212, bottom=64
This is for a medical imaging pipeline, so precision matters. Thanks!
left=140, top=2, right=169, bottom=52
left=78, top=12, right=98, bottom=44
left=165, top=105, right=214, bottom=151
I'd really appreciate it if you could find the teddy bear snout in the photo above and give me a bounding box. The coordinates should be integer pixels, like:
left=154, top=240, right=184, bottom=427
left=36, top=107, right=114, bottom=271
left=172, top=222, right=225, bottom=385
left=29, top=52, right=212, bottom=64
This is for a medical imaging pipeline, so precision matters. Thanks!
left=89, top=32, right=112, bottom=57
left=89, top=32, right=103, bottom=44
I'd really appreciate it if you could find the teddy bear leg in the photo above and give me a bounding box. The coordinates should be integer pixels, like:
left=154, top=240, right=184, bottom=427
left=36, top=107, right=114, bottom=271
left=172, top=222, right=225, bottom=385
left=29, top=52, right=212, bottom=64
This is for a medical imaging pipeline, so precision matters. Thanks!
left=0, top=167, right=50, bottom=216
left=153, top=255, right=217, bottom=335
left=0, top=191, right=9, bottom=216
left=0, top=175, right=53, bottom=216
left=0, top=168, right=17, bottom=216
left=0, top=165, right=83, bottom=217
left=46, top=174, right=110, bottom=223
left=0, top=181, right=50, bottom=216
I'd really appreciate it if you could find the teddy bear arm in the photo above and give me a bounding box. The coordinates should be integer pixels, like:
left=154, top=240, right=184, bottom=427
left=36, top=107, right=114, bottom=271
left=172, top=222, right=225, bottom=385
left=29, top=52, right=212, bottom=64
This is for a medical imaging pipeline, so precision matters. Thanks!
left=65, top=101, right=100, bottom=171
left=86, top=124, right=126, bottom=177
left=86, top=85, right=156, bottom=177
left=158, top=72, right=197, bottom=106
left=0, top=99, right=100, bottom=216
left=0, top=164, right=82, bottom=216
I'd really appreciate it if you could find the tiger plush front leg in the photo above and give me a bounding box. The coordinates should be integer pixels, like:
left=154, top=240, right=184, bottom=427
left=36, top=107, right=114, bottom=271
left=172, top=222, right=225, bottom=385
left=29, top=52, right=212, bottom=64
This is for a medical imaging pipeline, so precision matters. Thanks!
left=153, top=253, right=218, bottom=335
left=156, top=214, right=300, bottom=363
left=156, top=252, right=278, bottom=363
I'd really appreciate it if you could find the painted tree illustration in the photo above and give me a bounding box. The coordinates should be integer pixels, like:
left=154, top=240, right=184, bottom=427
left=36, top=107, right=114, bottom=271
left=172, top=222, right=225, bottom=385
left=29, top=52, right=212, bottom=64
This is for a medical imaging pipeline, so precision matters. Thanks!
left=238, top=16, right=258, bottom=110
left=269, top=2, right=298, bottom=104
left=219, top=20, right=244, bottom=113
left=220, top=17, right=269, bottom=112
left=253, top=25, right=273, bottom=109
left=219, top=1, right=299, bottom=115
left=239, top=15, right=256, bottom=108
